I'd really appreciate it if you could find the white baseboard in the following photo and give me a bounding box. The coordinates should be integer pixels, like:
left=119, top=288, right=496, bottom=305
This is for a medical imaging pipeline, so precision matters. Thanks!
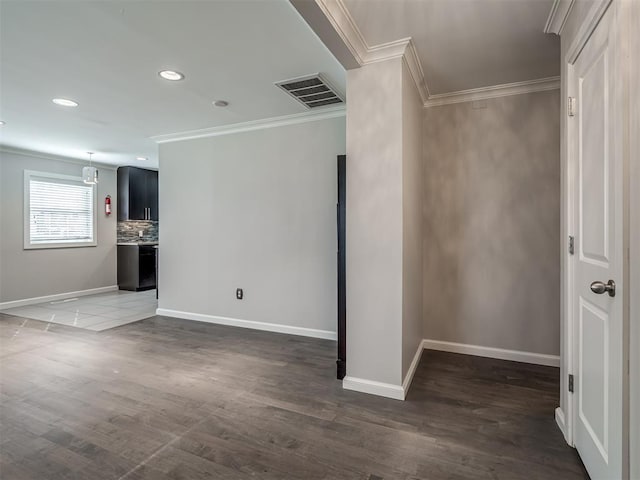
left=0, top=285, right=119, bottom=310
left=422, top=339, right=560, bottom=367
left=555, top=407, right=570, bottom=445
left=402, top=340, right=425, bottom=396
left=342, top=376, right=405, bottom=400
left=155, top=308, right=337, bottom=341
left=342, top=341, right=423, bottom=402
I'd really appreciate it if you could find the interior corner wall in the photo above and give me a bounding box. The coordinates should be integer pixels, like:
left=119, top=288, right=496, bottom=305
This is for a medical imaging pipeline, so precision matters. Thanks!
left=401, top=60, right=424, bottom=380
left=0, top=150, right=117, bottom=303
left=157, top=116, right=345, bottom=336
left=346, top=57, right=404, bottom=386
left=423, top=90, right=561, bottom=356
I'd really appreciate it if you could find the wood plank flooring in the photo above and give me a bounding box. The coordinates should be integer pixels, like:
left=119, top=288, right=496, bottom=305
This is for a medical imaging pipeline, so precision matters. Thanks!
left=0, top=313, right=588, bottom=480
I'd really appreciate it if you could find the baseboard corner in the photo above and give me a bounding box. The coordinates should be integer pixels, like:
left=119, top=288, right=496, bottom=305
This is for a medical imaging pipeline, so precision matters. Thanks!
left=555, top=407, right=570, bottom=445
left=402, top=340, right=425, bottom=397
left=342, top=376, right=405, bottom=401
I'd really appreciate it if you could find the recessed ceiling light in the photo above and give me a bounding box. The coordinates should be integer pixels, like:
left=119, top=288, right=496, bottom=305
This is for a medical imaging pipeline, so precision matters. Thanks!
left=213, top=100, right=229, bottom=107
left=52, top=98, right=79, bottom=107
left=159, top=70, right=184, bottom=81
left=136, top=157, right=148, bottom=161
left=0, top=121, right=5, bottom=126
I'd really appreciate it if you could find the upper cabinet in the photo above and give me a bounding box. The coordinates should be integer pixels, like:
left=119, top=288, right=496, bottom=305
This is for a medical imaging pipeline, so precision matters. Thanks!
left=117, top=167, right=158, bottom=221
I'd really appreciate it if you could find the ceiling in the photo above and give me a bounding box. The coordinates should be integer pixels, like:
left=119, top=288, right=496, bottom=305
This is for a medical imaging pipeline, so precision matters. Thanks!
left=0, top=0, right=346, bottom=167
left=342, top=0, right=560, bottom=95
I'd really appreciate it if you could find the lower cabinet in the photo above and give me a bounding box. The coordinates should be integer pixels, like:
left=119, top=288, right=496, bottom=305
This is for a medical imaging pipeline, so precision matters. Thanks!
left=117, top=245, right=157, bottom=291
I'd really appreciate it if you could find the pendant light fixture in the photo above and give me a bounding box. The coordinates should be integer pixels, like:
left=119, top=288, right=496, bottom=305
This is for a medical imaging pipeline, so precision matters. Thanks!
left=82, top=152, right=99, bottom=185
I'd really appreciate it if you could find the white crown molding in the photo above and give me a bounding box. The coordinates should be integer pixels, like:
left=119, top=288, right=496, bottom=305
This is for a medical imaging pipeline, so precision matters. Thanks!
left=151, top=106, right=346, bottom=144
left=365, top=37, right=410, bottom=64
left=544, top=0, right=575, bottom=35
left=316, top=0, right=555, bottom=108
left=0, top=145, right=118, bottom=170
left=423, top=76, right=561, bottom=108
left=314, top=0, right=429, bottom=103
left=402, top=40, right=430, bottom=103
left=565, top=0, right=612, bottom=65
left=314, top=0, right=367, bottom=64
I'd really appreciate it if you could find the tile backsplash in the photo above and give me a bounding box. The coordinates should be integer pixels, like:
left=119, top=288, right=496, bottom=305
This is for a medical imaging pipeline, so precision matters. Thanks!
left=117, top=220, right=159, bottom=243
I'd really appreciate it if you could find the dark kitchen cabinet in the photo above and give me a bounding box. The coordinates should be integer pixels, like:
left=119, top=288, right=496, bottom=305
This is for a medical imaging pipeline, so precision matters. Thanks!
left=117, top=166, right=158, bottom=221
left=118, top=245, right=156, bottom=291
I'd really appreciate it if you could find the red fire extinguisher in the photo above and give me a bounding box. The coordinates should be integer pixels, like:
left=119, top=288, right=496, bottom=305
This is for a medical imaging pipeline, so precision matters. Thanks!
left=105, top=195, right=112, bottom=216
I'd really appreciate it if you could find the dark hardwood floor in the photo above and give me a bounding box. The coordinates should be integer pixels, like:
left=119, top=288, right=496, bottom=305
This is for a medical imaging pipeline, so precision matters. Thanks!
left=0, top=313, right=588, bottom=480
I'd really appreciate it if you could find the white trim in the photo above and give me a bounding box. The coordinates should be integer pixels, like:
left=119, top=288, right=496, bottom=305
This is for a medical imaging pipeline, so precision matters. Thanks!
left=0, top=285, right=118, bottom=310
left=0, top=146, right=117, bottom=170
left=555, top=407, right=570, bottom=444
left=365, top=37, right=411, bottom=64
left=424, top=77, right=561, bottom=108
left=314, top=0, right=557, bottom=107
left=314, top=0, right=429, bottom=102
left=544, top=0, right=576, bottom=35
left=342, top=376, right=405, bottom=401
left=340, top=342, right=424, bottom=402
left=402, top=339, right=425, bottom=396
left=561, top=0, right=615, bottom=453
left=565, top=0, right=613, bottom=64
left=563, top=59, right=577, bottom=448
left=151, top=106, right=346, bottom=144
left=314, top=0, right=368, bottom=65
left=402, top=40, right=429, bottom=103
left=155, top=308, right=337, bottom=341
left=629, top=2, right=640, bottom=477
left=422, top=339, right=561, bottom=367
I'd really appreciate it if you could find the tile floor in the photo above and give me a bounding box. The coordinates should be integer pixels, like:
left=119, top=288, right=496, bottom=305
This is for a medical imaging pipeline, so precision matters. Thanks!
left=0, top=289, right=157, bottom=331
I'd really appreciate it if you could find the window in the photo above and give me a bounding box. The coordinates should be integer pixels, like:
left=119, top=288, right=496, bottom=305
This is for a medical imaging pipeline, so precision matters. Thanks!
left=24, top=170, right=97, bottom=249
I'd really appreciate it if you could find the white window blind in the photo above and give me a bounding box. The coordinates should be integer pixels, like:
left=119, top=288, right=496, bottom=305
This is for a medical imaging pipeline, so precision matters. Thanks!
left=25, top=171, right=96, bottom=248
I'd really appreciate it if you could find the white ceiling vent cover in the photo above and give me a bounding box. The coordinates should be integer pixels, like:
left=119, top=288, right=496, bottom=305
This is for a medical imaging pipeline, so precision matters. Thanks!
left=275, top=74, right=344, bottom=109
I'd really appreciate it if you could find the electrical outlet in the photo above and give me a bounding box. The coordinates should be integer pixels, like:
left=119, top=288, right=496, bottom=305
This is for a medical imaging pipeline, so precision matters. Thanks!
left=138, top=230, right=144, bottom=238
left=236, top=288, right=243, bottom=300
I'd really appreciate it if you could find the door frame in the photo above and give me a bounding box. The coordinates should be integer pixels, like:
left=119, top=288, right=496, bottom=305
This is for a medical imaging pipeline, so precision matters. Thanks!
left=337, top=154, right=346, bottom=379
left=629, top=1, right=640, bottom=477
left=562, top=0, right=633, bottom=473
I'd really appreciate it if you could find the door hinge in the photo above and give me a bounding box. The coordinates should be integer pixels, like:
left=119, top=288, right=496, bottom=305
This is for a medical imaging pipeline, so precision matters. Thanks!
left=569, top=236, right=575, bottom=255
left=568, top=97, right=577, bottom=117
left=569, top=374, right=574, bottom=393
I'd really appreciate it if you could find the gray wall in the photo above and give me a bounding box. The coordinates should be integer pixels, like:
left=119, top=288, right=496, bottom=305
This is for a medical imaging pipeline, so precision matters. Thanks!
left=0, top=149, right=117, bottom=303
left=423, top=90, right=561, bottom=355
left=345, top=56, right=425, bottom=389
left=401, top=60, right=424, bottom=379
left=158, top=116, right=345, bottom=335
left=346, top=58, right=404, bottom=386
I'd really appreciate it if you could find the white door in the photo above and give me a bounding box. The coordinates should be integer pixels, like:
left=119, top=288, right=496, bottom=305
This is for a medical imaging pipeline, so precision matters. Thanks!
left=571, top=4, right=624, bottom=480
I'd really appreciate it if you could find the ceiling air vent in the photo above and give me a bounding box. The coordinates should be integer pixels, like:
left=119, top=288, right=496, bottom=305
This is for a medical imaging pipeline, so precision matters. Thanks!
left=275, top=74, right=344, bottom=109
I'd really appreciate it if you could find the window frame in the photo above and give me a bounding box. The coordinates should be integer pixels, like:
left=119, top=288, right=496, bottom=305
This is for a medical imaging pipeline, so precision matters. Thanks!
left=23, top=170, right=98, bottom=250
